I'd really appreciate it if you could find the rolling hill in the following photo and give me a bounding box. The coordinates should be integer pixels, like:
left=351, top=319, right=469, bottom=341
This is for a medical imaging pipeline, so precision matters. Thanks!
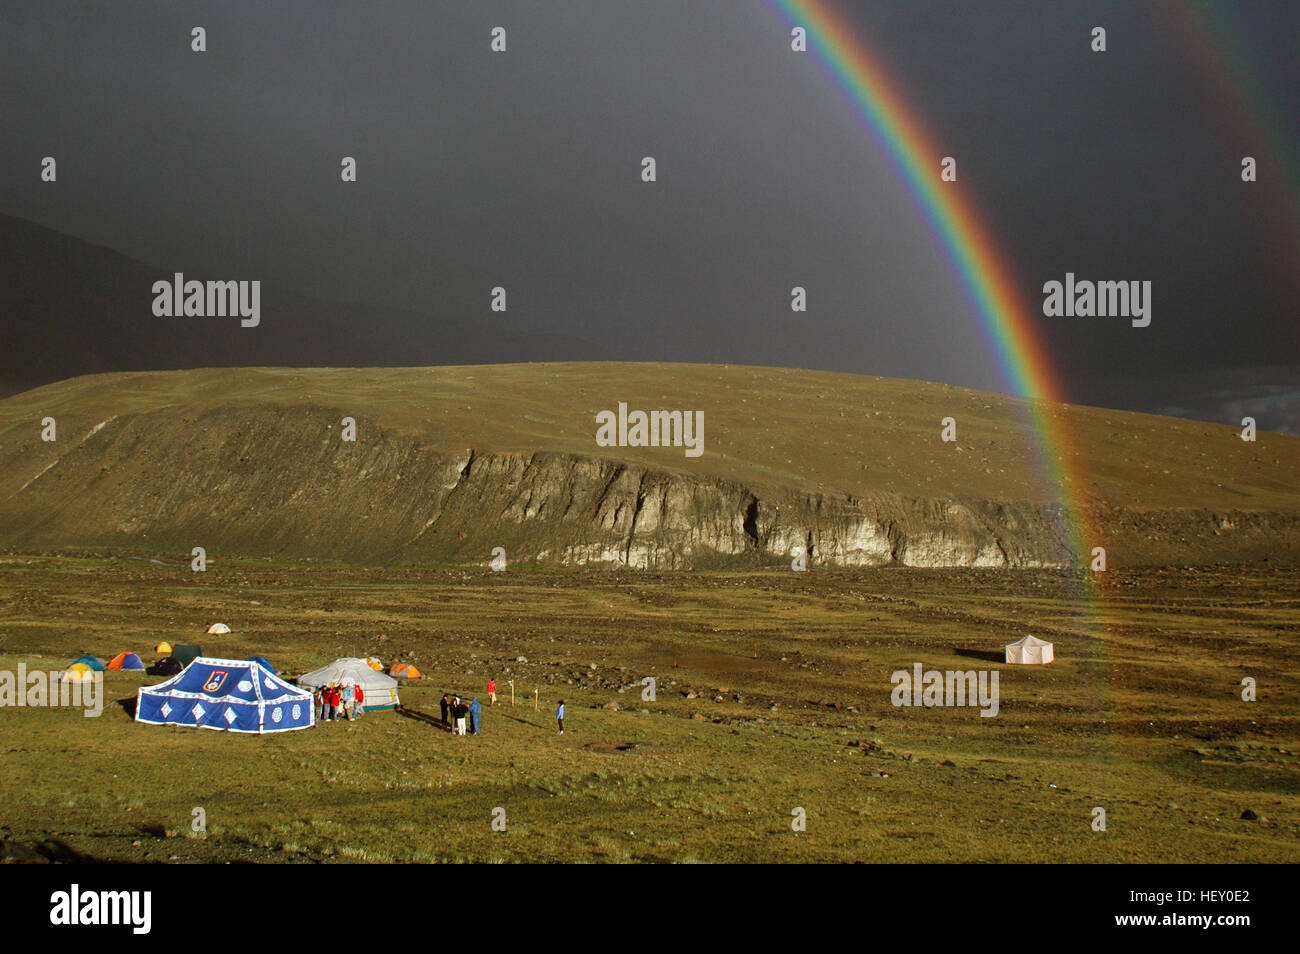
left=0, top=363, right=1297, bottom=568
left=0, top=214, right=605, bottom=397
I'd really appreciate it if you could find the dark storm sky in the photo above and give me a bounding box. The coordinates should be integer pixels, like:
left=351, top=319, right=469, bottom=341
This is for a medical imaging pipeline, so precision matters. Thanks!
left=2, top=1, right=1298, bottom=427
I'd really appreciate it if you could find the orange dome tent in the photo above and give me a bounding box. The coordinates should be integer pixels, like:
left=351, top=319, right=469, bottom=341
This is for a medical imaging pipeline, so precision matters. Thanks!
left=107, top=652, right=146, bottom=671
left=389, top=663, right=422, bottom=679
left=365, top=657, right=384, bottom=671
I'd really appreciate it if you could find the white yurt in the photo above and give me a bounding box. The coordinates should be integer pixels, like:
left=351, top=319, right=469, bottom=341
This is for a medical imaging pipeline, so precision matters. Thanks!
left=296, top=658, right=400, bottom=710
left=1005, top=635, right=1055, bottom=665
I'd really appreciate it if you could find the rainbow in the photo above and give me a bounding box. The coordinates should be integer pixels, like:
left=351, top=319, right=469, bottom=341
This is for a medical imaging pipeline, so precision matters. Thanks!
left=1153, top=1, right=1300, bottom=297
left=767, top=0, right=1099, bottom=581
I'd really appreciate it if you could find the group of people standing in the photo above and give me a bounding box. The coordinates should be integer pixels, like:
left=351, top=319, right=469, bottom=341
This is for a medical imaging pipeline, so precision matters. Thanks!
left=440, top=692, right=483, bottom=735
left=435, top=678, right=503, bottom=735
left=314, top=682, right=364, bottom=721
left=311, top=673, right=567, bottom=737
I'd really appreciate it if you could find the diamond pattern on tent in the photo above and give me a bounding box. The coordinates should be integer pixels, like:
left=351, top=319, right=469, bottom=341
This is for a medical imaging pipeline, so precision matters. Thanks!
left=138, top=657, right=313, bottom=733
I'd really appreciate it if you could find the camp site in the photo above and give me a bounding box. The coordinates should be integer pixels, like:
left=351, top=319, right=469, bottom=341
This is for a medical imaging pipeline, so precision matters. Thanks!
left=1, top=550, right=1297, bottom=867
left=1, top=2, right=1297, bottom=910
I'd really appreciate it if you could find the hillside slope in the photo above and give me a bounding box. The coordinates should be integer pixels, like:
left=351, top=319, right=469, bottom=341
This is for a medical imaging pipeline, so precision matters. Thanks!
left=1, top=364, right=1297, bottom=568
left=0, top=214, right=605, bottom=396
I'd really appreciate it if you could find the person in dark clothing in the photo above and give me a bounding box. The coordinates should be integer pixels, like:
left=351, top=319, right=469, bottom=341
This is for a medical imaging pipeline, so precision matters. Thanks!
left=453, top=700, right=469, bottom=735
left=440, top=693, right=450, bottom=729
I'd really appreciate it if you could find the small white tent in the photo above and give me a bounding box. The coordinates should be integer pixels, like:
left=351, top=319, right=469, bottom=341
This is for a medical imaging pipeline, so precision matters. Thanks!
left=296, top=658, right=400, bottom=710
left=207, top=623, right=231, bottom=634
left=1005, top=635, right=1054, bottom=665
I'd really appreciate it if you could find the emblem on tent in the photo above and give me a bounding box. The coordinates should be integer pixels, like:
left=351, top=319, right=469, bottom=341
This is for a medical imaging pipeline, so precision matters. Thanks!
left=202, top=670, right=228, bottom=693
left=136, top=657, right=314, bottom=734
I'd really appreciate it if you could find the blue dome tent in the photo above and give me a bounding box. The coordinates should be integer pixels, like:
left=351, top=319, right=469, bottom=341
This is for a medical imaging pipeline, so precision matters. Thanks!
left=136, top=657, right=314, bottom=733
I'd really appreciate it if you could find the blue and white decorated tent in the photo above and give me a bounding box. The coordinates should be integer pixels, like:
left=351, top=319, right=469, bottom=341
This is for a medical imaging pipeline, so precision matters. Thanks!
left=136, top=657, right=314, bottom=733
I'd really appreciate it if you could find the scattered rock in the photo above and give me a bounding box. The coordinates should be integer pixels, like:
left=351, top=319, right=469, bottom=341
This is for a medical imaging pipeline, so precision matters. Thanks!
left=1240, top=809, right=1259, bottom=821
left=602, top=702, right=619, bottom=711
left=0, top=840, right=48, bottom=864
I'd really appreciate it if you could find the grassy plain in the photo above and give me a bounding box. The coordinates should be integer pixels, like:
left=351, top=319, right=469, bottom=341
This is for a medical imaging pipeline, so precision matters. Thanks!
left=2, top=555, right=1296, bottom=863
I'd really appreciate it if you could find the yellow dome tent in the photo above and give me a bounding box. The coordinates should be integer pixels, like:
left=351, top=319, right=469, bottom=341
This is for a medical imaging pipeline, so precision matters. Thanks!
left=155, top=641, right=173, bottom=655
left=60, top=663, right=96, bottom=683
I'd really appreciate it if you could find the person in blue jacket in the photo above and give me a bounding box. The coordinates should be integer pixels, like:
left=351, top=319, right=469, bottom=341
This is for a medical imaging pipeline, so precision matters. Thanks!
left=556, top=699, right=565, bottom=734
left=469, top=696, right=482, bottom=735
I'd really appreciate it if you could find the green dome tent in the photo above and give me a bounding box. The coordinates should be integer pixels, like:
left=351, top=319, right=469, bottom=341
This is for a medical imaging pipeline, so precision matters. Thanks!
left=170, top=645, right=202, bottom=667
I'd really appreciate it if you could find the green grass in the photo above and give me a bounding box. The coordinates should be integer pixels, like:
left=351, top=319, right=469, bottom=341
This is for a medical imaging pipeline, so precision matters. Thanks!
left=1, top=557, right=1297, bottom=862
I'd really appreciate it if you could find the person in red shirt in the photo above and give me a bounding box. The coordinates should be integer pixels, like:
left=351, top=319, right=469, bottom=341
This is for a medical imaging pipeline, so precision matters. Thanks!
left=487, top=678, right=497, bottom=705
left=354, top=683, right=365, bottom=718
left=329, top=685, right=341, bottom=721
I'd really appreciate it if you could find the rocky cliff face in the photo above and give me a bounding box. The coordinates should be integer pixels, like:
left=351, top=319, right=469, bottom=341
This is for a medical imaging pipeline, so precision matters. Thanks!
left=2, top=401, right=1294, bottom=568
